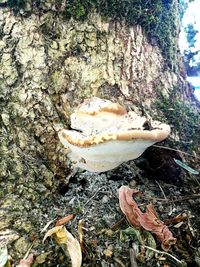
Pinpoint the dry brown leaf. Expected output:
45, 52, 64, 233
43, 226, 82, 267
164, 213, 188, 225
55, 214, 75, 226
65, 229, 82, 267
118, 186, 176, 251
78, 219, 84, 251
103, 248, 113, 257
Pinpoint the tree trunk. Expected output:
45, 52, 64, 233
0, 2, 199, 266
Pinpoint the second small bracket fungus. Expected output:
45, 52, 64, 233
58, 97, 170, 172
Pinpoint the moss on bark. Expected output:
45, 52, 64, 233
8, 0, 179, 69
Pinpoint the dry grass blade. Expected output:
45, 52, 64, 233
153, 145, 200, 159
142, 245, 186, 266
130, 247, 138, 267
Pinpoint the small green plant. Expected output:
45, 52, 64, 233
63, 0, 91, 20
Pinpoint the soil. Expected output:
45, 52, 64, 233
3, 146, 199, 267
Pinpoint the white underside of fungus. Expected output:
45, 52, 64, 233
58, 97, 170, 172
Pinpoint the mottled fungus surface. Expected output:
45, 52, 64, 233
58, 97, 170, 172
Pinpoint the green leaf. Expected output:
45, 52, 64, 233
120, 227, 143, 243
120, 228, 157, 260
174, 159, 199, 175
143, 231, 157, 260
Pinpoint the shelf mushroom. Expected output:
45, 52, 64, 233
58, 97, 170, 172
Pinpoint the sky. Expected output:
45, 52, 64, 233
179, 0, 200, 53
179, 0, 200, 100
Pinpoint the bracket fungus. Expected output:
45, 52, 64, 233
58, 97, 170, 172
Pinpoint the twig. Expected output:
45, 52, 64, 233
164, 213, 188, 225
78, 219, 84, 250
155, 181, 167, 199
142, 245, 184, 265
130, 247, 138, 267
23, 243, 34, 260
159, 194, 200, 204
41, 219, 55, 233
111, 217, 126, 230
145, 194, 200, 205
153, 144, 200, 159
113, 257, 126, 267
83, 186, 104, 210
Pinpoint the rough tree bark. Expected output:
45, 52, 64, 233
0, 1, 199, 266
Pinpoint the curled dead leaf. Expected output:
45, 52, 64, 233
118, 186, 142, 228
43, 226, 82, 267
65, 229, 82, 267
43, 226, 67, 244
118, 186, 176, 251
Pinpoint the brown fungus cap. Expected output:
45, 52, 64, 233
60, 125, 170, 148
74, 97, 127, 115
58, 97, 170, 172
